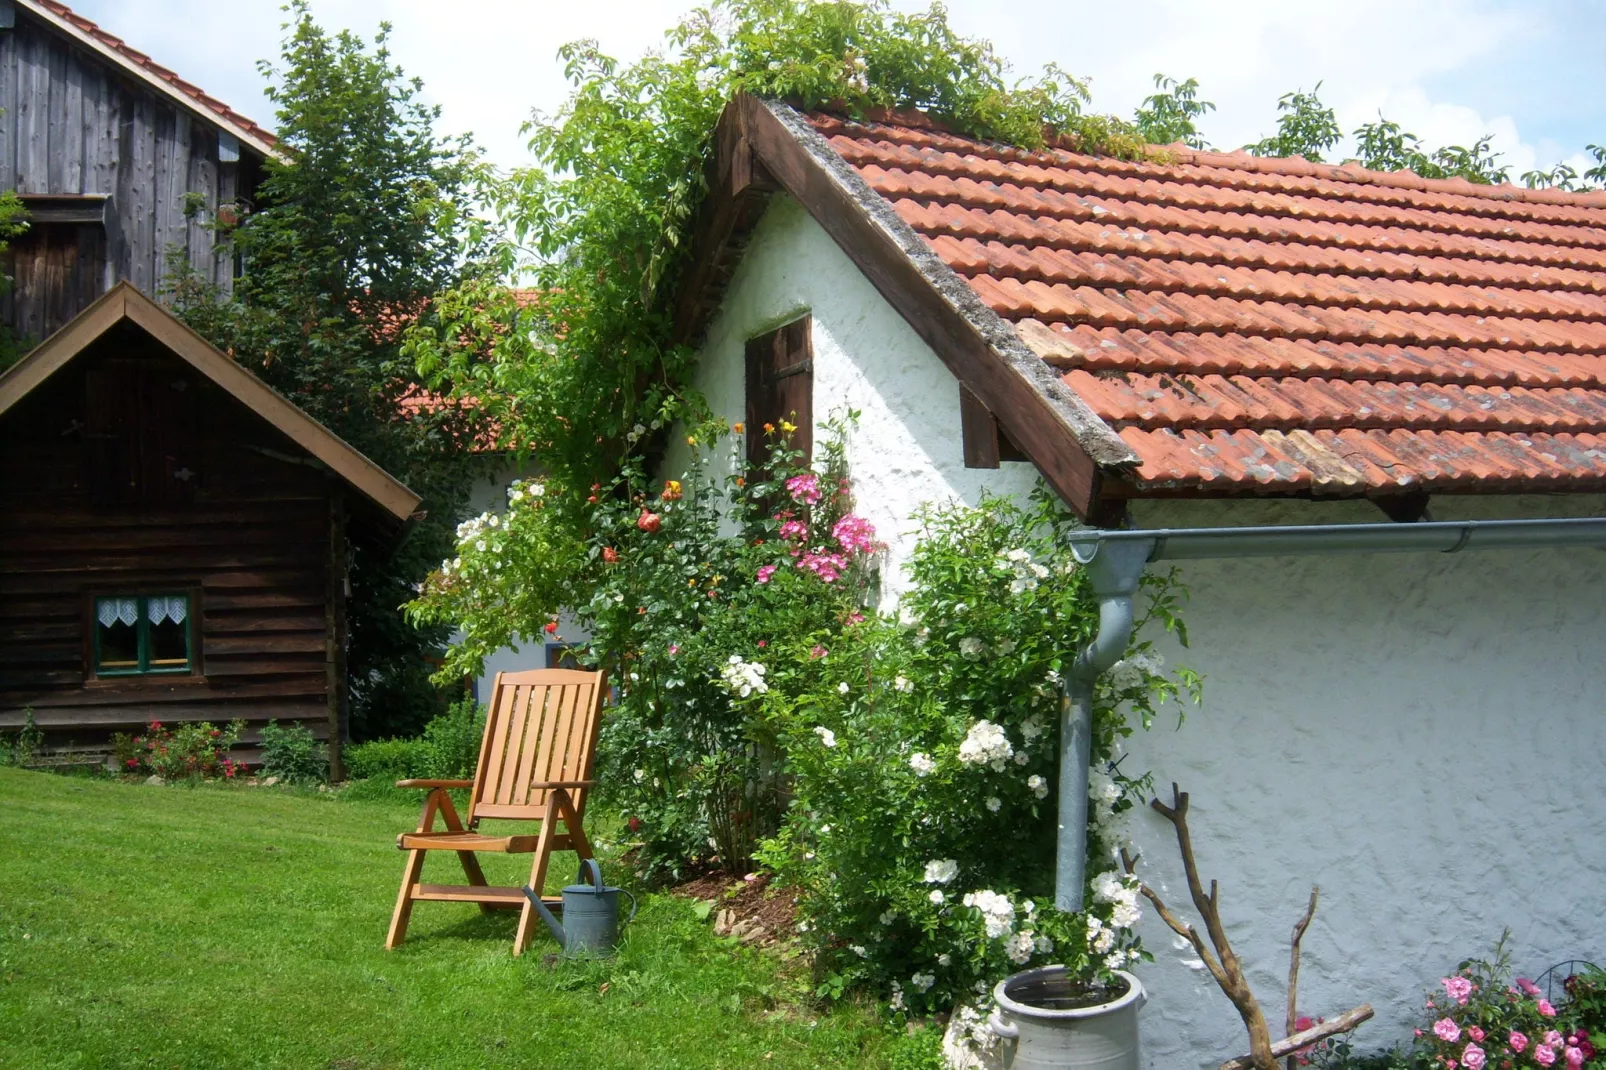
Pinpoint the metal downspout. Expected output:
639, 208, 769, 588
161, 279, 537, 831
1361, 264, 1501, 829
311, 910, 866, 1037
1056, 539, 1151, 911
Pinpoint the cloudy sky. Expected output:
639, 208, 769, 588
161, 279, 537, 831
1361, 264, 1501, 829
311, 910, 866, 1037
80, 0, 1606, 181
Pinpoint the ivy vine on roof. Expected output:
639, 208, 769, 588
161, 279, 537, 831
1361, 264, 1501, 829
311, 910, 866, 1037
405, 0, 1149, 504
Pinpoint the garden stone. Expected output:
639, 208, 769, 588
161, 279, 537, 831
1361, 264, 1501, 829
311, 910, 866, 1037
260, 776, 280, 787
144, 775, 165, 787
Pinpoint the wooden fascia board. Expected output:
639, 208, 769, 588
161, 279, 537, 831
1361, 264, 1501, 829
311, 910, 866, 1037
736, 95, 1138, 520
15, 0, 282, 163
670, 102, 779, 345
0, 282, 421, 523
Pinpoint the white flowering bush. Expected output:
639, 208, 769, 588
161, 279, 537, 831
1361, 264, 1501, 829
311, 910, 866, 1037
753, 490, 1199, 1014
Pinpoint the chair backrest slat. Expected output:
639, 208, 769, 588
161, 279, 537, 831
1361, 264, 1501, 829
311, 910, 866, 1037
469, 668, 607, 823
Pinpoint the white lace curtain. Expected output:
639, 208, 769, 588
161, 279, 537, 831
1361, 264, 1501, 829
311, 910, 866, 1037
96, 596, 186, 628
96, 597, 137, 628
146, 595, 187, 626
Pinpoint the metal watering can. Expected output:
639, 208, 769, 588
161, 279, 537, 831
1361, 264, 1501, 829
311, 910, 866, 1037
521, 859, 637, 958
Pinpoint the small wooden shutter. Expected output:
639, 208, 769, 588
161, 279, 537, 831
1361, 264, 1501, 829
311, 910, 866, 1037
744, 316, 813, 470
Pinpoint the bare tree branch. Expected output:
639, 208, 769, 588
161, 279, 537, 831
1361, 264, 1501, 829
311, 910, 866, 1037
1286, 888, 1320, 1070
1222, 1005, 1374, 1070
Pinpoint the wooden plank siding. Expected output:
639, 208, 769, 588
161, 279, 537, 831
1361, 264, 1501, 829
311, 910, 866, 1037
0, 12, 264, 340
0, 324, 335, 751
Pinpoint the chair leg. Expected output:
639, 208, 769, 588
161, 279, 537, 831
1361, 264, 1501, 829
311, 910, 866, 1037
514, 800, 560, 956
386, 847, 427, 950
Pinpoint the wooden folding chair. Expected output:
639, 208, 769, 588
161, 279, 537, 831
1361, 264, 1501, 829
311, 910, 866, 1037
385, 668, 608, 955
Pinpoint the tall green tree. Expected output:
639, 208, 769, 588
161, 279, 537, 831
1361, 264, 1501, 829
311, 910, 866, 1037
173, 1, 493, 739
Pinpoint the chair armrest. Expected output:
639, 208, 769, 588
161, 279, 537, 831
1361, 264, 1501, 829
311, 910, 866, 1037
395, 779, 475, 789
531, 780, 595, 789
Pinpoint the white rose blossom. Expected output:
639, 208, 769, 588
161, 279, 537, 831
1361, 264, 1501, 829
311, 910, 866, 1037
985, 796, 1001, 812
909, 972, 935, 993
1027, 774, 1048, 799
893, 675, 914, 693
923, 859, 959, 884
958, 636, 985, 659
813, 726, 836, 748
718, 655, 768, 697
1005, 930, 1035, 964
957, 720, 1013, 769
908, 752, 935, 776
962, 889, 1016, 938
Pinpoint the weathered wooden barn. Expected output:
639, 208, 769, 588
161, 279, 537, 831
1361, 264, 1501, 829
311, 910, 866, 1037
0, 0, 275, 342
0, 283, 419, 763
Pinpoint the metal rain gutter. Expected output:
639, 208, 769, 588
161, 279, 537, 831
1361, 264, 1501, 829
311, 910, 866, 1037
1054, 514, 1606, 911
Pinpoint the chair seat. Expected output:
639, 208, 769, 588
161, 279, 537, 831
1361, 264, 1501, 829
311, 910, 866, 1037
398, 830, 543, 853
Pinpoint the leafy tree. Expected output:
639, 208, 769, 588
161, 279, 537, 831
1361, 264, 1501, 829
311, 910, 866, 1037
1133, 74, 1214, 149
1352, 116, 1509, 184
172, 2, 493, 741
1245, 84, 1341, 161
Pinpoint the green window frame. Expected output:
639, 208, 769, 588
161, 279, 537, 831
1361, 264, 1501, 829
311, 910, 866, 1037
93, 594, 192, 676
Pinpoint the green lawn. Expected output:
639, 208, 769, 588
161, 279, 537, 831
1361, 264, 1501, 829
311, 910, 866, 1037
0, 769, 911, 1069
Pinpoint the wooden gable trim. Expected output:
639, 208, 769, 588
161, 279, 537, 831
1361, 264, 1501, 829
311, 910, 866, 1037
0, 282, 421, 522
14, 0, 283, 163
711, 94, 1139, 522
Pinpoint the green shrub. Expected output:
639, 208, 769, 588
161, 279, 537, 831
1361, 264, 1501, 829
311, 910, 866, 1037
344, 738, 430, 783
342, 700, 485, 785
0, 709, 42, 767
419, 697, 485, 779
259, 721, 328, 784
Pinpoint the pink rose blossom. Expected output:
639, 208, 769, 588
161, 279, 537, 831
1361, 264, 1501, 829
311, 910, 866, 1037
756, 564, 778, 584
1565, 1046, 1584, 1068
1444, 977, 1474, 1005
1467, 1026, 1484, 1043
809, 646, 827, 660
668, 644, 680, 655
1547, 1032, 1565, 1049
778, 519, 808, 541
1540, 1000, 1559, 1018
1461, 1043, 1486, 1070
1510, 1031, 1529, 1053
798, 550, 847, 583
832, 514, 879, 554
1434, 1018, 1462, 1043
1535, 1044, 1557, 1067
785, 473, 822, 505
1518, 978, 1543, 997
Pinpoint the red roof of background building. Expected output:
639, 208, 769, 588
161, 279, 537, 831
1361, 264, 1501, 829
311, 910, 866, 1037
811, 112, 1606, 496
32, 0, 277, 151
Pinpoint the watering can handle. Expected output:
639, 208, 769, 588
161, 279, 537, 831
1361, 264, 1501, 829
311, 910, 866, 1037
578, 857, 604, 891
620, 887, 637, 926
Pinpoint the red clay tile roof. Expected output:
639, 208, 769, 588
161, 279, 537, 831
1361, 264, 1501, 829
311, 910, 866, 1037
28, 0, 276, 152
808, 112, 1606, 497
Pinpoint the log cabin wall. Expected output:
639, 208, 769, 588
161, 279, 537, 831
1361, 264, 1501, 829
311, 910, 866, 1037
0, 321, 336, 756
0, 7, 265, 342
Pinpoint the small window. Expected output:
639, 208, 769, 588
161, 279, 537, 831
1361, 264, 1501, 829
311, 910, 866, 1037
745, 316, 813, 470
94, 594, 192, 676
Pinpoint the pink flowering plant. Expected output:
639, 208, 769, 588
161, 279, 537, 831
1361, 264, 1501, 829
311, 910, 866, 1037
1353, 935, 1598, 1070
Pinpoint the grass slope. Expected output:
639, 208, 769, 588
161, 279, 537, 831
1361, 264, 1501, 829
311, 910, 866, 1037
0, 769, 900, 1069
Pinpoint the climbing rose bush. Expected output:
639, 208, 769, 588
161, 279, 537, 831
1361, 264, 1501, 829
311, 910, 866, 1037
750, 488, 1198, 1014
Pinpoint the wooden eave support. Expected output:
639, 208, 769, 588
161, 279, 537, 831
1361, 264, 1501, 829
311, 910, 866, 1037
688, 94, 1140, 522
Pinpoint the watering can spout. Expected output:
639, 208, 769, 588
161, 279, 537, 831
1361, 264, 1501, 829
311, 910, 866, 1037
521, 887, 566, 945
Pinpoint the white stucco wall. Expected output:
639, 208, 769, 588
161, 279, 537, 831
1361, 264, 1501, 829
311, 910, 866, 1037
670, 195, 1040, 600
1122, 494, 1606, 1067
680, 194, 1606, 1062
